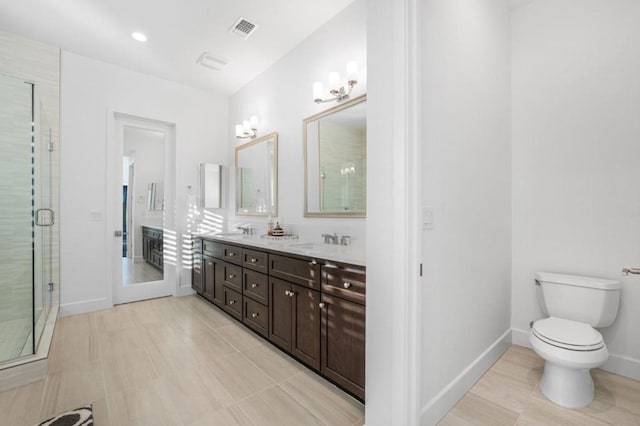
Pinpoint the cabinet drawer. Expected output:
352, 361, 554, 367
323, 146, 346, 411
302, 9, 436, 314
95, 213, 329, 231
222, 263, 242, 292
243, 248, 268, 273
192, 238, 203, 254
203, 239, 223, 258
243, 297, 268, 337
223, 287, 242, 320
243, 269, 268, 305
222, 244, 243, 265
322, 265, 366, 305
269, 254, 320, 289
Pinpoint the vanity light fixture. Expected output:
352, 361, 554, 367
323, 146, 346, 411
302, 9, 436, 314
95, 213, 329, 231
235, 115, 259, 140
313, 61, 359, 104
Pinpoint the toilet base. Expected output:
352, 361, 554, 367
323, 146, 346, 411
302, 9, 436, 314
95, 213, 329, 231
539, 361, 594, 408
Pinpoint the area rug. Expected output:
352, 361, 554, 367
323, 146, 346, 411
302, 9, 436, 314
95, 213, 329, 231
34, 405, 93, 426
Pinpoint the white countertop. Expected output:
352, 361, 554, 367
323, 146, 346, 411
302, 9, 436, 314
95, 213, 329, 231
195, 233, 366, 267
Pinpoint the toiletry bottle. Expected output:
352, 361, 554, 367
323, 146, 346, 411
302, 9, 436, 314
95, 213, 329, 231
273, 221, 284, 237
267, 215, 274, 236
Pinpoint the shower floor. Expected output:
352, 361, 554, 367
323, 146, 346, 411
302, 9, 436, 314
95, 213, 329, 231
0, 317, 32, 363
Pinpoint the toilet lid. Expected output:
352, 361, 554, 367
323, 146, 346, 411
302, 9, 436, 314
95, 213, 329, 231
532, 317, 604, 351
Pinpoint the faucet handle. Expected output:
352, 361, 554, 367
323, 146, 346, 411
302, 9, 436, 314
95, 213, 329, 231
340, 235, 351, 246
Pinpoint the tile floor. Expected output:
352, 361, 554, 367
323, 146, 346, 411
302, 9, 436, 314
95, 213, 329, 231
0, 295, 364, 425
2, 294, 639, 425
438, 345, 640, 425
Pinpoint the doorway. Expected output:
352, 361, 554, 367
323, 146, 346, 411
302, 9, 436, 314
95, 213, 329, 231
110, 113, 176, 305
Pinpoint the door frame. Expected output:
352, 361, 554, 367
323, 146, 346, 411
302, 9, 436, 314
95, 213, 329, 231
106, 111, 177, 305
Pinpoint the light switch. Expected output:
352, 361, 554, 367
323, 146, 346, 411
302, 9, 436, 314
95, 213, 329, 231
88, 210, 103, 221
422, 207, 433, 230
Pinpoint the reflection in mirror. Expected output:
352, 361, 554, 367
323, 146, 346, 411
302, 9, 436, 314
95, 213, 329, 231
235, 132, 278, 216
122, 126, 165, 285
304, 94, 366, 217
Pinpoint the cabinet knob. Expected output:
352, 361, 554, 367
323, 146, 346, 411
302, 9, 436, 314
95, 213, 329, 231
343, 282, 352, 289
207, 262, 213, 266
251, 283, 258, 288
310, 260, 317, 265
229, 300, 235, 305
228, 252, 236, 257
284, 290, 291, 296
250, 258, 257, 263
319, 302, 326, 309
251, 312, 259, 318
228, 274, 235, 279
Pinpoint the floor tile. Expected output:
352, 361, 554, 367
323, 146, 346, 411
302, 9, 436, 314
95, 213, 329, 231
241, 343, 304, 383
238, 385, 324, 426
438, 392, 518, 426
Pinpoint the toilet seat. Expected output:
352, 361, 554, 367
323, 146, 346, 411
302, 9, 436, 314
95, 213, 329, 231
532, 317, 604, 351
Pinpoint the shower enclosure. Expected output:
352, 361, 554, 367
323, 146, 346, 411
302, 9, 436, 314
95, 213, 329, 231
0, 73, 57, 365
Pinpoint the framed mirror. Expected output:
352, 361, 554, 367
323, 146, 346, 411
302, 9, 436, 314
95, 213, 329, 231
304, 94, 366, 217
235, 132, 278, 216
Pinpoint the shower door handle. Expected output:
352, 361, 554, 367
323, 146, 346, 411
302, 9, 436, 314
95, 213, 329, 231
35, 208, 55, 226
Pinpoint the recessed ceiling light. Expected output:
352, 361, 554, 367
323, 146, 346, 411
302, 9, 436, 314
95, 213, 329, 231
131, 32, 147, 42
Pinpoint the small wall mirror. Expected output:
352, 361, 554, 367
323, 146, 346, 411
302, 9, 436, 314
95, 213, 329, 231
235, 132, 278, 216
304, 94, 366, 217
200, 163, 222, 209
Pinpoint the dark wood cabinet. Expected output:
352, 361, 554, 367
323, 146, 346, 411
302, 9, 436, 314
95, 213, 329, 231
193, 237, 365, 401
192, 243, 203, 293
269, 277, 321, 370
321, 293, 366, 399
203, 256, 225, 308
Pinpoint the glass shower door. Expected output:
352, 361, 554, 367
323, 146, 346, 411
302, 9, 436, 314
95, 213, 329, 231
33, 100, 53, 350
0, 74, 34, 363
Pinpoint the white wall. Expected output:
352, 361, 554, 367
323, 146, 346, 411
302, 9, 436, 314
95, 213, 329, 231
59, 51, 228, 315
227, 0, 366, 244
419, 0, 512, 423
511, 0, 640, 380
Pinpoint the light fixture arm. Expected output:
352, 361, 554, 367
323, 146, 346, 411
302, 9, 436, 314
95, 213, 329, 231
314, 80, 357, 104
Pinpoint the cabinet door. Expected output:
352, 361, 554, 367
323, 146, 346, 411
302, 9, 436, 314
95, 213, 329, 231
269, 277, 292, 351
291, 284, 321, 370
202, 256, 224, 307
321, 294, 366, 400
192, 252, 203, 293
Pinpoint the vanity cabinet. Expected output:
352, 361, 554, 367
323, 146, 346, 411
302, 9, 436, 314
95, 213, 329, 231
192, 236, 366, 401
269, 277, 321, 370
320, 263, 366, 398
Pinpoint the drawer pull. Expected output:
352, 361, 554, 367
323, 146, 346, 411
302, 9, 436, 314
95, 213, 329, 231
343, 282, 352, 289
289, 291, 296, 298
228, 274, 236, 279
229, 300, 236, 305
228, 252, 236, 257
319, 302, 326, 309
251, 312, 259, 318
250, 258, 258, 263
207, 262, 213, 266
310, 260, 317, 265
284, 290, 291, 296
251, 283, 259, 288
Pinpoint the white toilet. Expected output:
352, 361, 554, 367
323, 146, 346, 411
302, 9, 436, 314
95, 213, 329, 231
529, 271, 621, 408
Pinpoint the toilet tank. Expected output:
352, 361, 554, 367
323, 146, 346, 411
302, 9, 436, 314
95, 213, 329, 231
535, 272, 622, 327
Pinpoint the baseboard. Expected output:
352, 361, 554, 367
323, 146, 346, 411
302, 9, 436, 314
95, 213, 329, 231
511, 327, 531, 348
511, 327, 640, 381
59, 297, 112, 316
419, 329, 512, 425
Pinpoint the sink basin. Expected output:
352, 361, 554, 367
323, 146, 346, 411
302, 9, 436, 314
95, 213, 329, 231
205, 232, 250, 240
289, 242, 340, 252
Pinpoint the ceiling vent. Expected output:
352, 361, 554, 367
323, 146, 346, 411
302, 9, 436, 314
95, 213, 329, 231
196, 52, 229, 71
229, 17, 259, 40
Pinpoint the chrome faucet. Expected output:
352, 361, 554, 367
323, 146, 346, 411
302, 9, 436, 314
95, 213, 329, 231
237, 226, 254, 235
340, 235, 351, 246
321, 233, 339, 245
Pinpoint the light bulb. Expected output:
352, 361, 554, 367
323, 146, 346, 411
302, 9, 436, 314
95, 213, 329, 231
346, 61, 358, 82
313, 81, 324, 100
329, 72, 340, 92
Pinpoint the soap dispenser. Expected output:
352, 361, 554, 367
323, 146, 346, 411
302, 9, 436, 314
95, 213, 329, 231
272, 221, 284, 237
267, 215, 274, 236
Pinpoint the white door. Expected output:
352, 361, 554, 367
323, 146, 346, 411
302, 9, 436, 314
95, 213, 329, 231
109, 113, 176, 305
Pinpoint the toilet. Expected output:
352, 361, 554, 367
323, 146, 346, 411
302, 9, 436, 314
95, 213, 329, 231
529, 272, 621, 408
